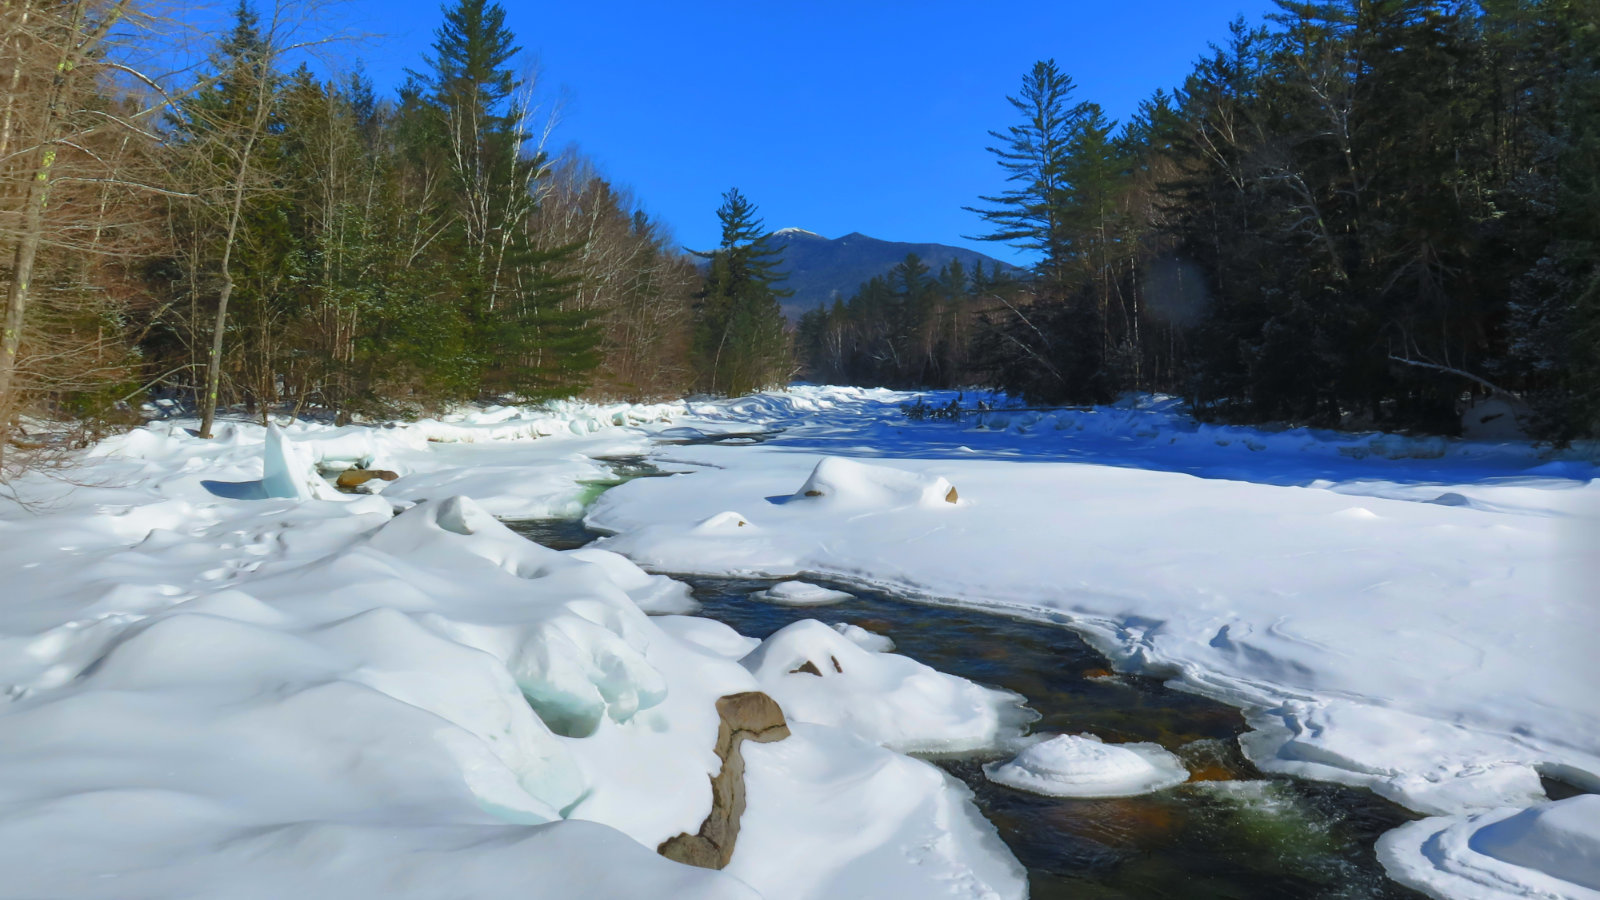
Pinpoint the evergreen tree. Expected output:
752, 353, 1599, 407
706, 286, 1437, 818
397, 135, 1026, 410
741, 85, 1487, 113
413, 0, 597, 399
692, 189, 790, 395
966, 59, 1080, 295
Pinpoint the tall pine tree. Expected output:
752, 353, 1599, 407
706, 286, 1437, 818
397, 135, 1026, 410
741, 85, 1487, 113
692, 189, 790, 396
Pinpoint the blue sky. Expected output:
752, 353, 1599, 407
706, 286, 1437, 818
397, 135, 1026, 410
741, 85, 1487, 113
324, 0, 1281, 262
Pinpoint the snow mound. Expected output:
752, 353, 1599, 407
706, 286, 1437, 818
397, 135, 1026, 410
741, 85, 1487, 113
651, 616, 761, 659
733, 723, 1027, 900
1378, 795, 1600, 900
832, 622, 894, 652
984, 733, 1189, 798
365, 498, 669, 738
740, 619, 1024, 753
750, 580, 853, 606
792, 456, 959, 509
693, 510, 756, 533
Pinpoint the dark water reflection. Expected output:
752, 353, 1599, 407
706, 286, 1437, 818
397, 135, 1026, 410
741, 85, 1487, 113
505, 514, 1421, 899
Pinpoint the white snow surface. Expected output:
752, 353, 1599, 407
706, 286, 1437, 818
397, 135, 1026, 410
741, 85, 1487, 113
587, 385, 1595, 897
984, 733, 1189, 798
740, 619, 1027, 753
832, 621, 895, 653
0, 399, 1027, 900
6, 385, 1597, 899
1378, 795, 1600, 900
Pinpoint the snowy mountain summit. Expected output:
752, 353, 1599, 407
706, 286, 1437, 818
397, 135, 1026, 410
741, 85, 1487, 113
772, 227, 821, 238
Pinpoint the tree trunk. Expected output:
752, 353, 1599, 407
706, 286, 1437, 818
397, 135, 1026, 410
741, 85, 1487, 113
198, 143, 255, 439
0, 160, 51, 465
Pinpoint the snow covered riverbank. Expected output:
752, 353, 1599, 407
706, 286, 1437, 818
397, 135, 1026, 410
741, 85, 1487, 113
585, 386, 1599, 899
2, 385, 1595, 899
0, 401, 1025, 899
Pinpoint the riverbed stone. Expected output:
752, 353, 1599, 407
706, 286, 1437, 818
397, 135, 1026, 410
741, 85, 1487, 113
658, 691, 790, 870
335, 468, 399, 489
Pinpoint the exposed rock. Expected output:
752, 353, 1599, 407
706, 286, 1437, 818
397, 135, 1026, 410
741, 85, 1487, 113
335, 468, 399, 489
945, 485, 959, 503
786, 655, 842, 677
658, 691, 790, 870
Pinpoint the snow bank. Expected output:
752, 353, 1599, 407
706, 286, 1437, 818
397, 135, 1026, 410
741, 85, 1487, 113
1378, 795, 1600, 900
406, 399, 684, 443
1, 403, 1030, 900
591, 388, 1600, 820
733, 723, 1027, 900
577, 383, 1598, 895
832, 621, 894, 653
740, 619, 1026, 754
568, 546, 700, 614
751, 580, 853, 606
984, 733, 1189, 798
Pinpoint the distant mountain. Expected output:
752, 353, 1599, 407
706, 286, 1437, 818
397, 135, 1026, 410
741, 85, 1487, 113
764, 228, 1023, 320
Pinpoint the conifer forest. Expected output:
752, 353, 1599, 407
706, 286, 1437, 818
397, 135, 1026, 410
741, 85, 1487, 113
2, 0, 1598, 481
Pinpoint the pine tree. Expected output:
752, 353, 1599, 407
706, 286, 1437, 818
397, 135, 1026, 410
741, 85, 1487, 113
966, 59, 1080, 296
412, 0, 596, 400
692, 189, 790, 396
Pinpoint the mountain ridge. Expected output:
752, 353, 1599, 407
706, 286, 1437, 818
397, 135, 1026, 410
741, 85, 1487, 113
762, 230, 1022, 320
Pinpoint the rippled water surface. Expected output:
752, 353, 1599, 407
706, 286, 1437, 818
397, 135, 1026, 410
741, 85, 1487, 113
507, 499, 1422, 899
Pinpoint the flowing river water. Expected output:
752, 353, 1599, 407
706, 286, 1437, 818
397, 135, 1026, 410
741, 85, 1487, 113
505, 462, 1425, 899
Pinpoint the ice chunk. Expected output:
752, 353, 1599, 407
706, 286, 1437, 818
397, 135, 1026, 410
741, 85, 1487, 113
262, 424, 340, 501
984, 733, 1189, 798
750, 580, 853, 606
792, 456, 959, 509
740, 620, 1024, 753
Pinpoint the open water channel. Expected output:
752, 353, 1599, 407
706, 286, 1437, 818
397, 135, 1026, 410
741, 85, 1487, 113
505, 459, 1424, 900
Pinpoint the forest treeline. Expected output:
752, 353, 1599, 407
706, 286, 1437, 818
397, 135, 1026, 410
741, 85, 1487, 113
0, 0, 790, 475
5, 0, 1597, 482
797, 0, 1599, 441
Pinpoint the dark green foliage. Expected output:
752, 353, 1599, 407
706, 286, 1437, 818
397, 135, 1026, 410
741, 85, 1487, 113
140, 0, 617, 417
691, 189, 791, 396
794, 253, 1006, 389
966, 59, 1080, 293
959, 1, 1600, 438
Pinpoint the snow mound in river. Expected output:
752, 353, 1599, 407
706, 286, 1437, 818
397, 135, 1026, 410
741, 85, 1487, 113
751, 580, 853, 606
740, 619, 1025, 753
792, 456, 959, 509
984, 733, 1189, 798
1378, 795, 1600, 900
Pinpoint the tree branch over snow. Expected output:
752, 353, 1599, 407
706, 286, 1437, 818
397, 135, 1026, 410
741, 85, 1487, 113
1387, 354, 1520, 400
